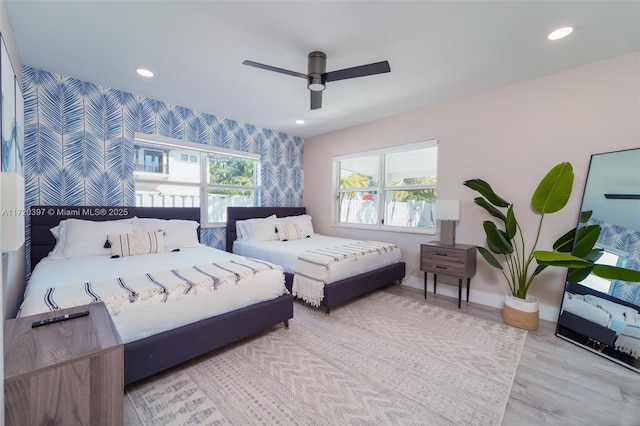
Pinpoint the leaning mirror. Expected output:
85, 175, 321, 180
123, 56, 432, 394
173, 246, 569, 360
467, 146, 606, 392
556, 147, 640, 373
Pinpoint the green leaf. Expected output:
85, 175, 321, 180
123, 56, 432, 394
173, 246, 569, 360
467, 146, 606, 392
464, 179, 510, 207
533, 250, 593, 268
477, 246, 503, 269
579, 210, 593, 223
483, 221, 513, 254
473, 197, 507, 223
593, 264, 640, 282
553, 228, 578, 253
572, 225, 601, 258
531, 162, 574, 214
505, 206, 517, 240
567, 266, 593, 283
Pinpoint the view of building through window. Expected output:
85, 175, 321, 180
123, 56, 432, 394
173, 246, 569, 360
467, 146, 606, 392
133, 137, 258, 224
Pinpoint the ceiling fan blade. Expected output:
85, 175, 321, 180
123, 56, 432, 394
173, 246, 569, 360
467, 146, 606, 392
242, 60, 308, 79
324, 60, 390, 82
310, 91, 322, 110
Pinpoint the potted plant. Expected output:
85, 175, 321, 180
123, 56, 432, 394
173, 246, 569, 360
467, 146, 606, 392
464, 162, 640, 330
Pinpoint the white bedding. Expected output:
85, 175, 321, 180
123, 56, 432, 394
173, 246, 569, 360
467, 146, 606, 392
233, 234, 402, 282
20, 245, 286, 343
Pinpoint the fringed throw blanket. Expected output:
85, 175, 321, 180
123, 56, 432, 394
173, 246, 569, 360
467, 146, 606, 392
22, 258, 282, 316
292, 241, 398, 307
615, 325, 640, 359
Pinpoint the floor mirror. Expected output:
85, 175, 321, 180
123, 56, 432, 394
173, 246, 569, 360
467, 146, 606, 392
556, 147, 640, 373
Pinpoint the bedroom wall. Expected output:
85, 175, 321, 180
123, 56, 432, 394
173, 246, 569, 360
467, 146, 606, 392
303, 52, 640, 321
22, 66, 304, 270
0, 0, 22, 415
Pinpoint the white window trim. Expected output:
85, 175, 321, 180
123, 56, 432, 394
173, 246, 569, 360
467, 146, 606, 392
133, 133, 260, 227
332, 139, 438, 234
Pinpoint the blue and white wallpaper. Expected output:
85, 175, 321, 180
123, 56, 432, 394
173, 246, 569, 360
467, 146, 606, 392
23, 66, 304, 270
589, 218, 640, 306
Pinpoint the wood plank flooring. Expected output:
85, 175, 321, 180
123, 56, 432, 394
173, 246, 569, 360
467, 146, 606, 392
123, 284, 640, 425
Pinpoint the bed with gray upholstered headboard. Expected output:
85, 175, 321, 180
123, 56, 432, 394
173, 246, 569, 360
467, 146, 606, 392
226, 206, 406, 315
26, 206, 293, 385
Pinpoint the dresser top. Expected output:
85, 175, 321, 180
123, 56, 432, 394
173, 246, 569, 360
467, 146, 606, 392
421, 241, 476, 250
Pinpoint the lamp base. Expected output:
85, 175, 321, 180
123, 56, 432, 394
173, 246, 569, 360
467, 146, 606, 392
440, 221, 456, 246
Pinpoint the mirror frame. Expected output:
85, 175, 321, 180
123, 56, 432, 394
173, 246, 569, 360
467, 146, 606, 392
556, 148, 640, 373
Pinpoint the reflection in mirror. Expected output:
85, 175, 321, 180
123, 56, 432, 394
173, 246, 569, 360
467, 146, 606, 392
557, 148, 640, 373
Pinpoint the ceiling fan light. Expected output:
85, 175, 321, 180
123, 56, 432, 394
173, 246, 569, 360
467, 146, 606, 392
308, 76, 325, 92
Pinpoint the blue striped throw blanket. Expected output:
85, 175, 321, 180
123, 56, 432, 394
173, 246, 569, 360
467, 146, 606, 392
292, 241, 398, 307
22, 258, 281, 316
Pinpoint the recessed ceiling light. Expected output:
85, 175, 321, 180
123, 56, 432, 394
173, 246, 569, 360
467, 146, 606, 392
548, 26, 573, 41
295, 119, 305, 125
136, 68, 154, 77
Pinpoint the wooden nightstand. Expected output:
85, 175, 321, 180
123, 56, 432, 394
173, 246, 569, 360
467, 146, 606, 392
4, 302, 124, 425
420, 242, 477, 308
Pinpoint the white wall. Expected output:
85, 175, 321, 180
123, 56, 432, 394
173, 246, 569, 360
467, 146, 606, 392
303, 52, 640, 321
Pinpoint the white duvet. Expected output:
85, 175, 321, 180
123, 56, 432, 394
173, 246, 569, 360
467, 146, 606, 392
233, 234, 402, 283
20, 245, 286, 343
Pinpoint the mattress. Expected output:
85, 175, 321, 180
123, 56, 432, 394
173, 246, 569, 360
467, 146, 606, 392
233, 234, 402, 282
20, 245, 286, 343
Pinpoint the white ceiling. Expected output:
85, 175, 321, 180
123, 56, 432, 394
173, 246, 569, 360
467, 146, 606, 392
6, 1, 640, 139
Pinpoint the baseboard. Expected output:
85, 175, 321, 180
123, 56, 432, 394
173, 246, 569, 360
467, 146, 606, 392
401, 275, 559, 322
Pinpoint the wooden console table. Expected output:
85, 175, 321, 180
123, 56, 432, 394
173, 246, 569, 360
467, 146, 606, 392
4, 302, 124, 425
420, 242, 477, 308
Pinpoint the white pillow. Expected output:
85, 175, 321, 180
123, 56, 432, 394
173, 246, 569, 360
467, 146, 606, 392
277, 214, 314, 238
135, 218, 200, 250
61, 218, 139, 259
244, 215, 278, 242
48, 222, 66, 259
276, 223, 306, 241
583, 294, 639, 321
563, 295, 611, 328
235, 220, 251, 242
108, 231, 165, 258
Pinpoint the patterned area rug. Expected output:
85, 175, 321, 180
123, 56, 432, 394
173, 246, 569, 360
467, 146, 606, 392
126, 292, 527, 425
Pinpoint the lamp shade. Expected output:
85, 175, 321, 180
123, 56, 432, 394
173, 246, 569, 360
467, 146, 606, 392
1, 172, 26, 251
435, 200, 460, 221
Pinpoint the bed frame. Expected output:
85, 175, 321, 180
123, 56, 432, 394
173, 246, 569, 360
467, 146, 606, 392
558, 282, 640, 348
30, 206, 293, 385
226, 207, 406, 315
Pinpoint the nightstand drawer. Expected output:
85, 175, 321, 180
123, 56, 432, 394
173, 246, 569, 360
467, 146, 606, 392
421, 246, 466, 263
422, 262, 466, 276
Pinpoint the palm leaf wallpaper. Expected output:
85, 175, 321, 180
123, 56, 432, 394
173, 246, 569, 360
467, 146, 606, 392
23, 66, 304, 272
588, 218, 640, 305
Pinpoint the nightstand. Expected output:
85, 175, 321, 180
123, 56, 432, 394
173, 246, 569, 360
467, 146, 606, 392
420, 242, 477, 308
4, 302, 124, 425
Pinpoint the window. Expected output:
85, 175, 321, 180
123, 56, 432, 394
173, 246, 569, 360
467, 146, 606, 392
136, 148, 168, 173
335, 140, 438, 232
580, 247, 628, 294
134, 133, 259, 226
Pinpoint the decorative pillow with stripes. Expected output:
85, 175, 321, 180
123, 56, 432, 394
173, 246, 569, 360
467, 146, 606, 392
107, 231, 166, 258
276, 223, 306, 241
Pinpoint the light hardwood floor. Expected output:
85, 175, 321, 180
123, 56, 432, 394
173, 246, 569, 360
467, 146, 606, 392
123, 284, 640, 425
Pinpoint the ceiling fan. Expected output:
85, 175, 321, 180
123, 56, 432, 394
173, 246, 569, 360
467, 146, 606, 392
242, 51, 390, 110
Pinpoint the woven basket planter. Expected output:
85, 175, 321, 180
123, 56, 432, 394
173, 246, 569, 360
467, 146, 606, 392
503, 293, 539, 331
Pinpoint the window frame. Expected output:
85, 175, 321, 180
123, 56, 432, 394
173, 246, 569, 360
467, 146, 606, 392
133, 132, 260, 227
333, 139, 438, 234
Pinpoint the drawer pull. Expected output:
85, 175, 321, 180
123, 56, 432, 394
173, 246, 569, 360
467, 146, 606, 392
436, 265, 448, 269
435, 252, 449, 256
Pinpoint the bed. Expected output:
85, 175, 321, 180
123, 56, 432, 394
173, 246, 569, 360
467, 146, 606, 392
558, 283, 640, 360
226, 207, 406, 315
25, 206, 293, 385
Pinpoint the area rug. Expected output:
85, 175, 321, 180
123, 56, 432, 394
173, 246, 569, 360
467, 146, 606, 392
126, 292, 527, 425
